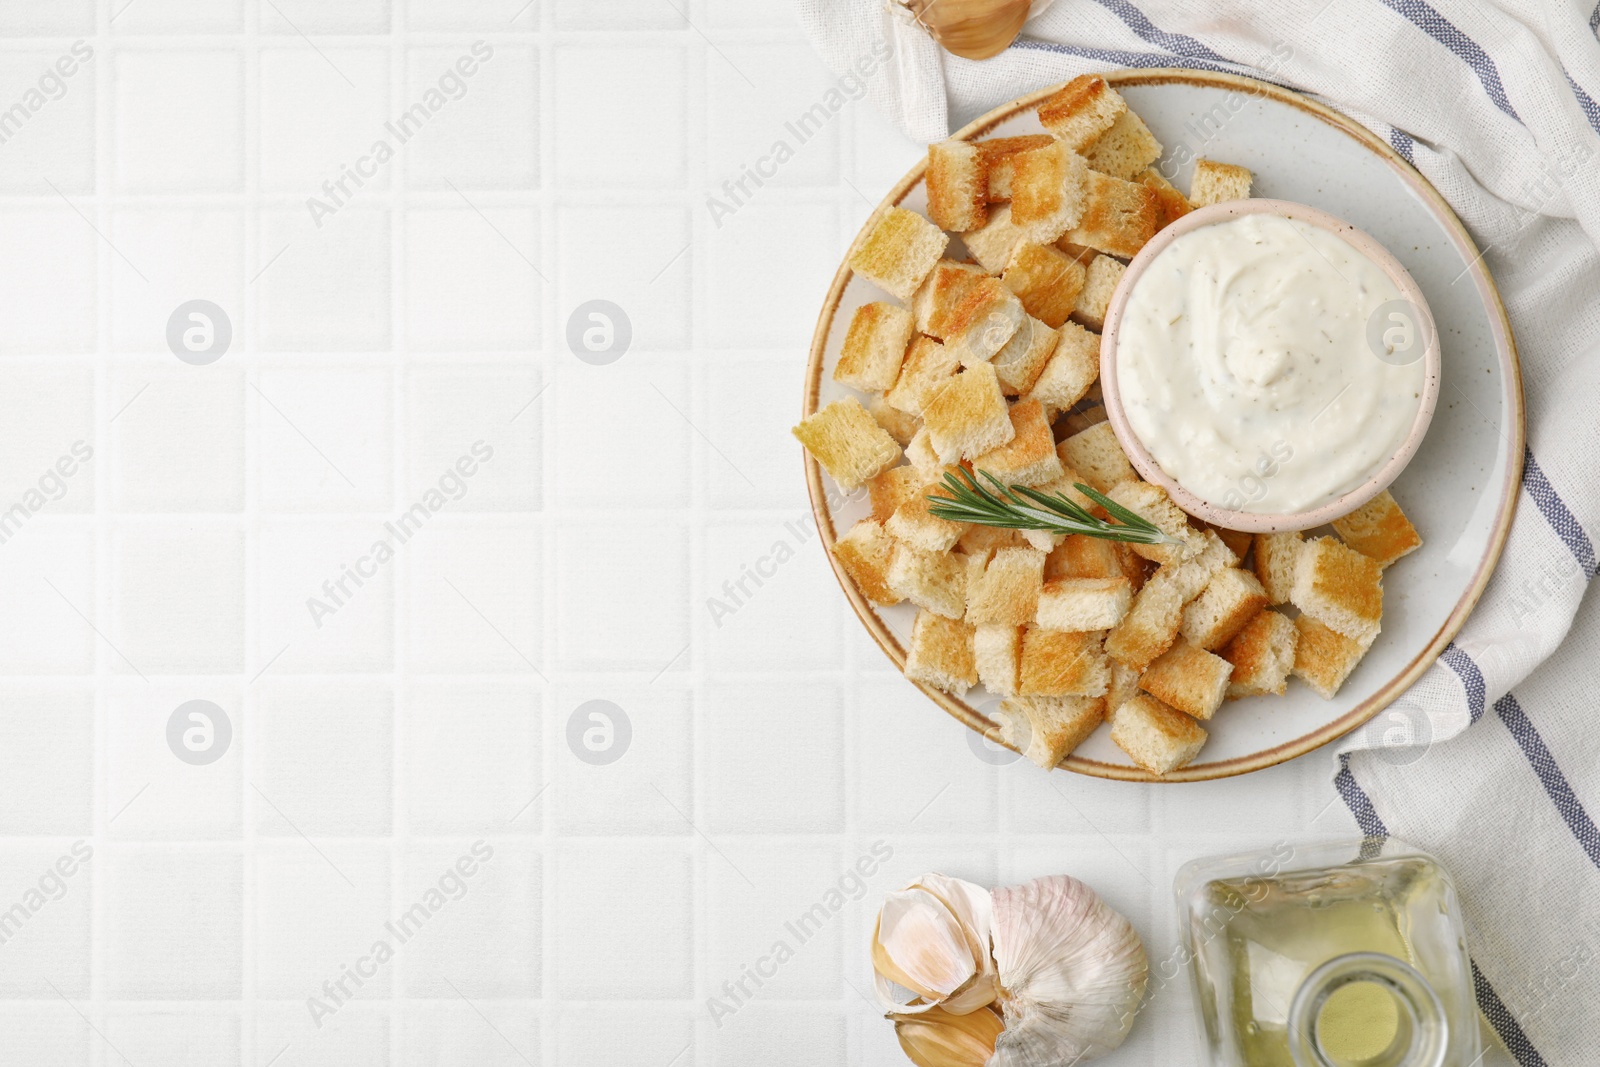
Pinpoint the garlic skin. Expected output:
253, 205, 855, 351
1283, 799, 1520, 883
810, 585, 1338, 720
900, 0, 1039, 60
872, 873, 999, 1015
989, 875, 1148, 1064
894, 1005, 1006, 1067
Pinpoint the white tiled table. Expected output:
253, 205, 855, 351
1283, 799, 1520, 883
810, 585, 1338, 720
0, 1, 1395, 1064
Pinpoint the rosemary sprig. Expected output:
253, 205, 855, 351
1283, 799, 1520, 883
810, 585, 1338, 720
925, 467, 1184, 546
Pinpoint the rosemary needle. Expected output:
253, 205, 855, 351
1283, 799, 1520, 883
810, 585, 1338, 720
925, 467, 1185, 547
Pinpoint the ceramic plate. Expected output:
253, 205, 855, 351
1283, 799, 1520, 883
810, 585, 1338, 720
803, 70, 1523, 782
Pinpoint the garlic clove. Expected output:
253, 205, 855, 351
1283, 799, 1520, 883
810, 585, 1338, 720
872, 874, 999, 1015
989, 875, 1148, 1064
901, 0, 1035, 61
894, 1005, 1005, 1067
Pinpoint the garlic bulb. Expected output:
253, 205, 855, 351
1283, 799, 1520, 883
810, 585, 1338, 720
872, 873, 998, 1015
899, 0, 1038, 60
894, 1005, 1005, 1067
989, 875, 1149, 1064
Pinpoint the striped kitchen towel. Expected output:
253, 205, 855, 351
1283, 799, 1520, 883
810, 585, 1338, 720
794, 0, 1600, 1062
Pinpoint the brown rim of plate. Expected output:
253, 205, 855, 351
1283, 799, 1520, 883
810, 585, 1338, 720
802, 69, 1525, 783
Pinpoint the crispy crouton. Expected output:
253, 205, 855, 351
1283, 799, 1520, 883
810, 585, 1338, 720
1060, 422, 1137, 494
967, 546, 1046, 626
1026, 320, 1099, 417
1021, 529, 1064, 554
1104, 578, 1183, 670
1070, 254, 1126, 331
912, 260, 988, 340
1110, 692, 1207, 775
922, 362, 1015, 463
1001, 242, 1088, 328
1084, 109, 1162, 180
990, 316, 1060, 395
1037, 74, 1126, 151
905, 610, 978, 696
1056, 239, 1099, 265
883, 336, 960, 416
958, 525, 1028, 555
996, 695, 1105, 768
1038, 577, 1133, 631
1180, 567, 1269, 650
962, 203, 1028, 273
835, 302, 915, 392
888, 544, 968, 620
1253, 530, 1304, 604
1140, 639, 1232, 721
974, 623, 1023, 697
1202, 522, 1254, 562
868, 464, 922, 522
927, 139, 989, 232
1292, 614, 1374, 699
832, 519, 901, 606
1292, 536, 1384, 644
1107, 659, 1141, 713
1009, 141, 1091, 244
978, 134, 1055, 200
1045, 533, 1143, 586
1018, 627, 1110, 696
1189, 158, 1253, 207
1153, 529, 1238, 602
1063, 170, 1159, 259
944, 276, 1026, 367
1331, 490, 1423, 568
869, 395, 921, 447
1106, 480, 1202, 565
792, 397, 902, 491
1137, 167, 1192, 229
849, 206, 949, 300
972, 399, 1064, 487
1221, 609, 1297, 698
905, 426, 942, 475
887, 468, 970, 553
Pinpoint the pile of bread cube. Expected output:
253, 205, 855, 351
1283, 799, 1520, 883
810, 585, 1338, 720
794, 76, 1423, 776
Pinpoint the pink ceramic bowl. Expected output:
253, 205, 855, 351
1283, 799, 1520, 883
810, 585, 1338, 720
1098, 198, 1442, 534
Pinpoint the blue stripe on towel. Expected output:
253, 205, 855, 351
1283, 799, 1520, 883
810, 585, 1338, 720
1566, 71, 1600, 135
1389, 126, 1416, 163
1085, 0, 1229, 61
1441, 642, 1488, 723
1008, 37, 1240, 77
1524, 447, 1599, 577
1495, 693, 1600, 869
1335, 754, 1390, 835
1377, 0, 1521, 121
1591, 2, 1600, 36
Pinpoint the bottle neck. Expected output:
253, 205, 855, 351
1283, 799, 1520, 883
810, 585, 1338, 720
1286, 952, 1449, 1067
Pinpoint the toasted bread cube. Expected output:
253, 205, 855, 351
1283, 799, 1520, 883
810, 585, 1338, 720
1110, 693, 1207, 775
1107, 659, 1141, 713
1020, 529, 1065, 554
1037, 74, 1125, 151
1019, 627, 1110, 696
835, 302, 915, 392
927, 140, 989, 232
1038, 577, 1133, 631
996, 695, 1105, 768
1009, 141, 1090, 244
974, 623, 1023, 696
887, 468, 970, 553
868, 464, 923, 522
1056, 239, 1099, 265
922, 362, 1014, 463
990, 316, 1060, 395
1105, 578, 1183, 670
1140, 639, 1232, 721
1001, 242, 1088, 329
1060, 421, 1137, 493
1202, 522, 1254, 561
1026, 321, 1099, 417
1031, 468, 1098, 513
1084, 108, 1162, 180
1180, 567, 1270, 650
1292, 536, 1384, 644
1064, 170, 1159, 259
963, 203, 1028, 273
1189, 158, 1253, 207
905, 426, 942, 475
1154, 529, 1239, 602
912, 260, 988, 340
1222, 609, 1297, 698
888, 544, 967, 619
905, 610, 978, 696
978, 134, 1055, 200
869, 396, 921, 447
1045, 532, 1142, 585
849, 206, 949, 300
958, 525, 1028, 555
1138, 167, 1192, 229
1331, 490, 1423, 568
1070, 255, 1126, 332
945, 277, 1026, 367
833, 519, 901, 606
1253, 530, 1304, 604
1293, 614, 1373, 699
972, 399, 1064, 488
883, 336, 960, 416
967, 546, 1046, 626
1106, 480, 1203, 565
792, 397, 902, 491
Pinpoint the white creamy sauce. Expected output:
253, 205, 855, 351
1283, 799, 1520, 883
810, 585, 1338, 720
1116, 214, 1425, 514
